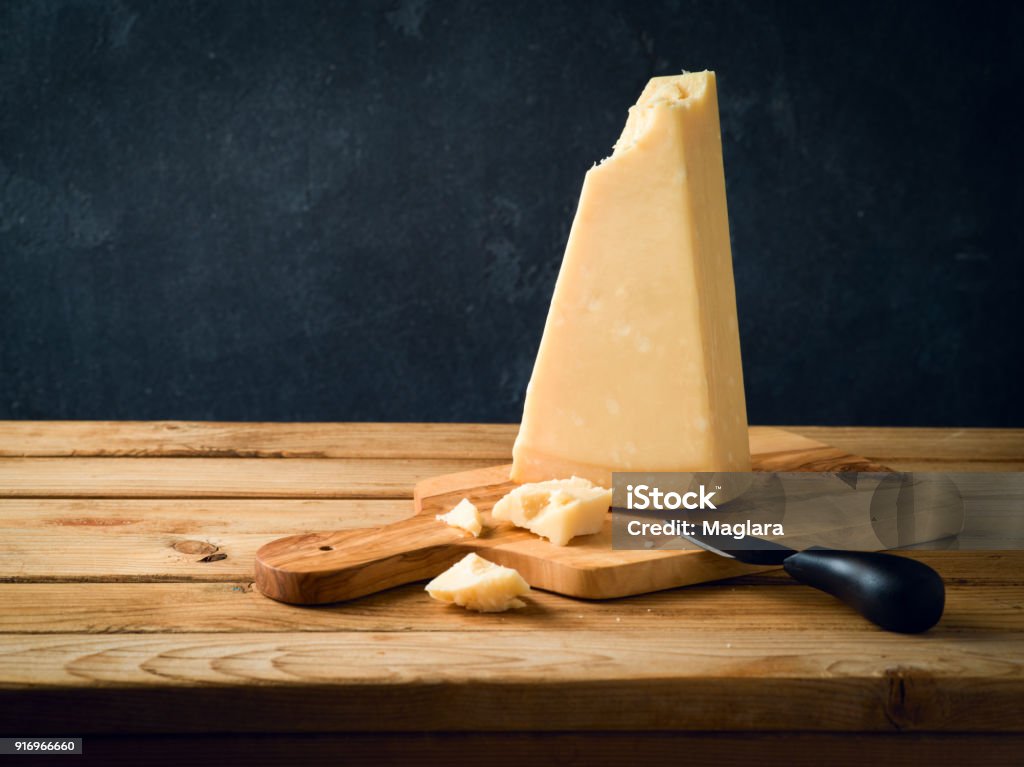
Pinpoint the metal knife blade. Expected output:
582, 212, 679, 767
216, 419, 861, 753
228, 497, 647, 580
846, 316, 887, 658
680, 528, 796, 565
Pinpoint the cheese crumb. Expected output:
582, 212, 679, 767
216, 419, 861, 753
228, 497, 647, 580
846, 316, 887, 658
425, 553, 530, 612
492, 476, 611, 546
435, 498, 483, 537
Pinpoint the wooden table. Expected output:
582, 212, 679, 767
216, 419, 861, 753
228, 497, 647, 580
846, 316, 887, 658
1, 422, 1022, 765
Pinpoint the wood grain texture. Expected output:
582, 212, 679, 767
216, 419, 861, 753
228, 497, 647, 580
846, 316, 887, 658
1, 530, 273, 581
0, 509, 1015, 586
0, 421, 519, 459
0, 498, 411, 534
2, 631, 1023, 733
4, 422, 1019, 464
786, 426, 1024, 464
0, 456, 495, 498
0, 422, 1021, 743
0, 500, 399, 582
1, 578, 1021, 634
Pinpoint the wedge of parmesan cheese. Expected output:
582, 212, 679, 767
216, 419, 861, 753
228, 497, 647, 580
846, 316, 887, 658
492, 477, 611, 546
511, 71, 750, 486
435, 498, 484, 537
425, 553, 530, 612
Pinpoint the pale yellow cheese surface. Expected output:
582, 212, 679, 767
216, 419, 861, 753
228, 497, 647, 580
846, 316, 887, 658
511, 71, 750, 487
425, 553, 530, 612
435, 497, 484, 537
491, 476, 612, 546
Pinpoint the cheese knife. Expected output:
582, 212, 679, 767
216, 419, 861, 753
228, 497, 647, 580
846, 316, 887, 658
681, 530, 945, 633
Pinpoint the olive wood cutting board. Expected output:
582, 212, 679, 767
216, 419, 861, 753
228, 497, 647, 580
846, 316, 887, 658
255, 427, 897, 604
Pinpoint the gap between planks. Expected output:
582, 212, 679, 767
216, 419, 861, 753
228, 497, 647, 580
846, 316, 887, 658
0, 422, 519, 459
3, 526, 1023, 581
0, 581, 1021, 634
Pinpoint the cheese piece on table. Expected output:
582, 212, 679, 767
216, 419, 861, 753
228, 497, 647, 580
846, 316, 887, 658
425, 553, 530, 612
435, 498, 484, 537
511, 71, 750, 487
492, 476, 612, 546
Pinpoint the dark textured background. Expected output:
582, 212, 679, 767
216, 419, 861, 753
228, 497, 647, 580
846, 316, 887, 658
1, 0, 1022, 425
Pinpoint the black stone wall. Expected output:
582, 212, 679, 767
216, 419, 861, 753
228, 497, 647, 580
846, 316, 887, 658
2, 0, 1021, 425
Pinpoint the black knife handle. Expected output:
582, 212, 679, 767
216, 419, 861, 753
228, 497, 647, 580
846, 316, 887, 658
782, 549, 945, 633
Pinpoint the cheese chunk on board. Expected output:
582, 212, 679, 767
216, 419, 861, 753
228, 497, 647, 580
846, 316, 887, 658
425, 553, 531, 612
512, 71, 750, 486
492, 476, 612, 546
435, 497, 484, 537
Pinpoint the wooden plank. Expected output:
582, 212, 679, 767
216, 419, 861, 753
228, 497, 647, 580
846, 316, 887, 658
0, 457, 496, 499
1, 631, 1022, 733
0, 530, 281, 581
0, 498, 411, 534
44, 732, 1024, 767
0, 421, 519, 459
1, 421, 1019, 464
0, 581, 1020, 634
787, 427, 1024, 464
2, 515, 1021, 583
865, 460, 1024, 473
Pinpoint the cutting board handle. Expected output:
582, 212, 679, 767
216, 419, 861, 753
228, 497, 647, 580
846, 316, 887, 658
254, 515, 470, 605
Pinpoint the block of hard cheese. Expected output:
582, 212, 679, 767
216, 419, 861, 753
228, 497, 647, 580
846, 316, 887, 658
425, 553, 531, 612
492, 477, 612, 546
512, 71, 750, 486
436, 498, 484, 537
